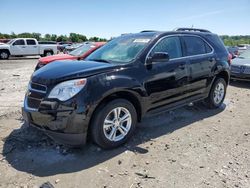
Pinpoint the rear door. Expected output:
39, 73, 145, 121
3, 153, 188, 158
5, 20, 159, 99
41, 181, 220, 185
144, 36, 190, 109
11, 39, 26, 55
26, 39, 39, 55
181, 35, 215, 97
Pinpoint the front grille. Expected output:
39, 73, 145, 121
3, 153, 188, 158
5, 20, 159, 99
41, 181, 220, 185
27, 97, 42, 109
30, 82, 47, 93
243, 66, 250, 74
231, 65, 242, 73
27, 82, 47, 109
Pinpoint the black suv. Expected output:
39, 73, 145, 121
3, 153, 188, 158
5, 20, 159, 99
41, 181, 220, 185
22, 28, 230, 149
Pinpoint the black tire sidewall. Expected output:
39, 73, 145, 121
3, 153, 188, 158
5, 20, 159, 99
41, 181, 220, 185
0, 51, 9, 59
44, 51, 53, 56
208, 78, 227, 108
91, 99, 137, 149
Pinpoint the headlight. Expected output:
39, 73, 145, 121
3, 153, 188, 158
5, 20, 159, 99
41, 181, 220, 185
48, 79, 87, 101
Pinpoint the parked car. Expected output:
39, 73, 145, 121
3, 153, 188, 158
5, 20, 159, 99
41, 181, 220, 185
237, 44, 250, 51
0, 39, 11, 43
231, 49, 250, 81
22, 28, 230, 149
57, 42, 72, 52
63, 43, 84, 54
38, 41, 57, 45
35, 42, 106, 70
226, 46, 239, 58
0, 38, 57, 59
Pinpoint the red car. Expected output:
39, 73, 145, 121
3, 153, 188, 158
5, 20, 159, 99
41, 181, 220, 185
35, 42, 105, 70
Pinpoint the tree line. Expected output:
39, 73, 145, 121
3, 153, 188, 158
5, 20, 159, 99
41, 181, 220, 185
0, 32, 249, 46
0, 32, 107, 42
220, 35, 250, 46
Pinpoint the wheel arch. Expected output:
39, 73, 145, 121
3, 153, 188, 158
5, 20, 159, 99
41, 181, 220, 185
216, 70, 230, 85
87, 89, 143, 142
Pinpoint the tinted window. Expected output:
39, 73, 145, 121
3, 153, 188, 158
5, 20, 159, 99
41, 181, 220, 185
13, 39, 25, 45
26, 40, 36, 45
205, 42, 212, 53
151, 36, 182, 59
183, 36, 211, 56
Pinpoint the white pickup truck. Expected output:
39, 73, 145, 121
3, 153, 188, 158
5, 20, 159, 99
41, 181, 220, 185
0, 38, 58, 59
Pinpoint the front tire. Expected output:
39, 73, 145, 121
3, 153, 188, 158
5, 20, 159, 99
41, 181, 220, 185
0, 50, 10, 60
204, 78, 227, 109
91, 99, 137, 149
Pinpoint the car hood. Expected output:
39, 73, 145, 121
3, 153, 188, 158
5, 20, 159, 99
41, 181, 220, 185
231, 57, 250, 66
32, 60, 116, 85
0, 43, 9, 48
39, 54, 76, 64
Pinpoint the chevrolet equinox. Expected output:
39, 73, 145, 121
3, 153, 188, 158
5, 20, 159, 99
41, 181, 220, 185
22, 28, 230, 149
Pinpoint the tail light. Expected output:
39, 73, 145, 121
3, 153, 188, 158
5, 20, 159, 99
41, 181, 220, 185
227, 53, 232, 65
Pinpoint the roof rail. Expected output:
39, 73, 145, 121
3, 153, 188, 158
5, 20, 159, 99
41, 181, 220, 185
174, 28, 211, 33
140, 30, 157, 33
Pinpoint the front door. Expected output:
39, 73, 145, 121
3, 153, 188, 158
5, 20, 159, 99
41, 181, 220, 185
11, 39, 26, 55
144, 36, 189, 109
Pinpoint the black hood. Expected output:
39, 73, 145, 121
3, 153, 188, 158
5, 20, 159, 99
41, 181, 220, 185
32, 60, 116, 85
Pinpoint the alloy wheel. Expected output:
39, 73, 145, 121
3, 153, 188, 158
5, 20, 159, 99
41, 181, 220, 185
103, 107, 132, 142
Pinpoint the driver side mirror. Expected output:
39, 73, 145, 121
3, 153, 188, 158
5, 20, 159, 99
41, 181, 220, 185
147, 52, 170, 65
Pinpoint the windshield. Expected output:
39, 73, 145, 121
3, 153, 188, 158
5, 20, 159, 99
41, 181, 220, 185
86, 35, 153, 64
239, 50, 250, 59
69, 44, 95, 56
7, 39, 14, 44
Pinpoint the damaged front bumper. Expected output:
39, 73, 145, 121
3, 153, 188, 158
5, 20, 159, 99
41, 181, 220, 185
22, 97, 89, 146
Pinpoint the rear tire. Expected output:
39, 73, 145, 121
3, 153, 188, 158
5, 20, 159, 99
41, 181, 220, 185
204, 78, 227, 109
44, 51, 53, 57
90, 99, 137, 149
0, 50, 10, 60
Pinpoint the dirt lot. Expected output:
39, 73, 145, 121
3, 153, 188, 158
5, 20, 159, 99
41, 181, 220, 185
0, 58, 249, 188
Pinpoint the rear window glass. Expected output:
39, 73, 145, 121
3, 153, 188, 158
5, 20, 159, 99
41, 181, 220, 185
27, 40, 36, 45
183, 36, 212, 56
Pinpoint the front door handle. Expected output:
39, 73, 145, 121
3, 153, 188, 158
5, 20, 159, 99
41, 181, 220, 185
21, 46, 26, 48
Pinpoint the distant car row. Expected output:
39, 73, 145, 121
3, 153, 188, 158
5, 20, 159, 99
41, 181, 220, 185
35, 42, 105, 70
231, 49, 250, 81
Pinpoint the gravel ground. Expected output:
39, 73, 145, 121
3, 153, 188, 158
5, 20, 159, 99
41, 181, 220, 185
0, 58, 249, 188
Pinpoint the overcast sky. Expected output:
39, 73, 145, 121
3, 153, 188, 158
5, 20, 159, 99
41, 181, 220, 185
0, 0, 249, 38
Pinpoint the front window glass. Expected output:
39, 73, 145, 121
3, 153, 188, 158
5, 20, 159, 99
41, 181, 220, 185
13, 39, 25, 45
151, 36, 182, 59
87, 34, 153, 64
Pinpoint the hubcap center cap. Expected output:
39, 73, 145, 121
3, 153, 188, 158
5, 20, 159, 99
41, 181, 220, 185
114, 120, 120, 127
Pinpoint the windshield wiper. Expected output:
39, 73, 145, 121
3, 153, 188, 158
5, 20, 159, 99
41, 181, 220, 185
88, 59, 112, 63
